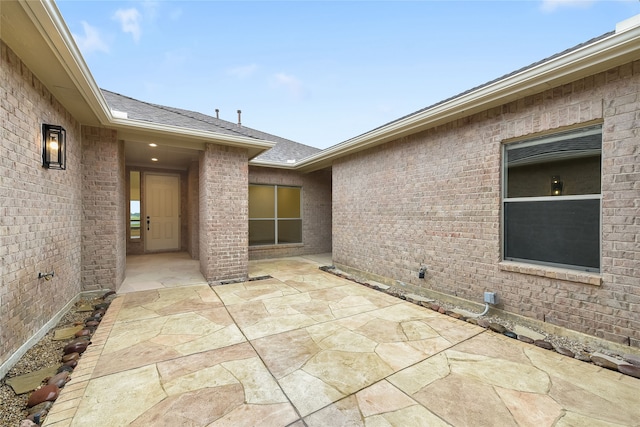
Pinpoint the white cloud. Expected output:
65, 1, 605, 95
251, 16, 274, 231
272, 72, 306, 99
72, 21, 109, 54
227, 64, 258, 79
540, 0, 596, 12
113, 8, 142, 42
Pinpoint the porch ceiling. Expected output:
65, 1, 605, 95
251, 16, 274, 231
124, 139, 200, 170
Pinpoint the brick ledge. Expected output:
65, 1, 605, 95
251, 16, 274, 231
499, 261, 602, 286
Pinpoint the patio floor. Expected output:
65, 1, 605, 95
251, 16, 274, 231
43, 255, 640, 426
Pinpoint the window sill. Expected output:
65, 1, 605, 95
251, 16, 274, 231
499, 261, 602, 286
249, 243, 304, 251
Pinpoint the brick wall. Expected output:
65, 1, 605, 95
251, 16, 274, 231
188, 161, 199, 259
248, 166, 332, 259
199, 144, 248, 281
81, 126, 126, 291
333, 61, 640, 348
0, 41, 83, 369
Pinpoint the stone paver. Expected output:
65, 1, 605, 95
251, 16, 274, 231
44, 256, 640, 427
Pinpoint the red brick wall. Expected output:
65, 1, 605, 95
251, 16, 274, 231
0, 41, 83, 369
333, 61, 640, 347
248, 166, 332, 259
81, 126, 126, 291
199, 144, 248, 281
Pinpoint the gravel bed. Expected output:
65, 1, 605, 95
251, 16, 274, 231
0, 298, 96, 427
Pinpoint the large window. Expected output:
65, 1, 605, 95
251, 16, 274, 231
249, 185, 302, 246
503, 125, 601, 272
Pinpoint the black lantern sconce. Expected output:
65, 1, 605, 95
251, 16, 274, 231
551, 175, 563, 196
42, 124, 66, 169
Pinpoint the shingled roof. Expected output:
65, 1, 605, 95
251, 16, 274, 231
101, 89, 321, 164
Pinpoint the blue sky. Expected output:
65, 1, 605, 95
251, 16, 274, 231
57, 0, 639, 149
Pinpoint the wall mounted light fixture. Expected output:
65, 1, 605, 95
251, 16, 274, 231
42, 124, 66, 169
551, 175, 563, 196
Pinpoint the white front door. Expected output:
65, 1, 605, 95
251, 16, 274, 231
144, 173, 180, 252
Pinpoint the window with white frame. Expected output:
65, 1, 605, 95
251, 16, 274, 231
249, 184, 302, 246
503, 125, 602, 272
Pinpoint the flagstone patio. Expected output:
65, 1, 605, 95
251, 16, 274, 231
42, 256, 640, 426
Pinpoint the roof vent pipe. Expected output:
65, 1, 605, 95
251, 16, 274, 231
237, 110, 242, 127
215, 109, 219, 119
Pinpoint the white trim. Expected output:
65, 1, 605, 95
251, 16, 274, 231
504, 194, 602, 203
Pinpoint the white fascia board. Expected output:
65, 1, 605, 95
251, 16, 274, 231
22, 0, 113, 124
295, 25, 640, 171
248, 159, 297, 169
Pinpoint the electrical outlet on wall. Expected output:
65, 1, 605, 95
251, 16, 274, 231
484, 292, 498, 305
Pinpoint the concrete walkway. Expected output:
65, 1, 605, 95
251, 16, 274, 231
43, 256, 640, 426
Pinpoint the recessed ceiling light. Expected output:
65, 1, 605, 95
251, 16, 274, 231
149, 143, 158, 147
151, 158, 158, 162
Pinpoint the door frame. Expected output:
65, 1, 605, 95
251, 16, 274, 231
143, 172, 181, 252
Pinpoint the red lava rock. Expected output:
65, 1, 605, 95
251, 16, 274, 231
438, 307, 446, 314
75, 328, 92, 337
428, 303, 441, 312
534, 340, 554, 350
619, 363, 640, 379
62, 352, 80, 363
517, 335, 534, 344
47, 371, 70, 388
448, 312, 463, 320
27, 384, 60, 407
64, 340, 91, 355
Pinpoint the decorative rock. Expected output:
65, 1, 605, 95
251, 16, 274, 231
94, 302, 110, 310
63, 359, 78, 368
466, 318, 478, 326
57, 364, 75, 374
503, 331, 517, 339
85, 317, 101, 324
91, 310, 105, 319
27, 384, 59, 407
447, 311, 463, 320
27, 411, 47, 425
517, 335, 534, 344
85, 320, 100, 327
488, 323, 507, 334
513, 325, 546, 341
19, 420, 37, 427
62, 352, 79, 363
619, 363, 640, 379
63, 340, 90, 355
477, 319, 490, 328
591, 352, 624, 370
555, 347, 575, 358
47, 371, 70, 388
575, 351, 592, 362
437, 307, 446, 314
623, 354, 640, 367
75, 328, 92, 338
428, 303, 441, 312
28, 401, 53, 415
534, 340, 554, 350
